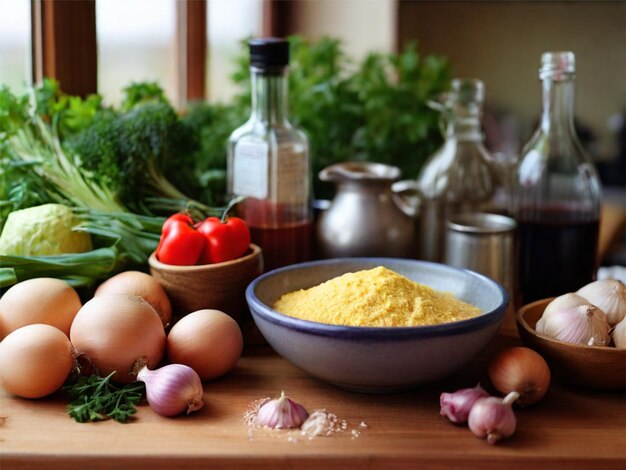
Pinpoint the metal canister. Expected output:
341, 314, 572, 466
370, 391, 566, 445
445, 213, 517, 300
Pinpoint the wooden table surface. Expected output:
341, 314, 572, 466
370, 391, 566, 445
1, 312, 625, 470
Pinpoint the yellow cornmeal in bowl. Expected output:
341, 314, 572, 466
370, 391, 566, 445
273, 266, 481, 327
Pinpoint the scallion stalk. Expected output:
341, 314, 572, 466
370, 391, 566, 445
0, 247, 119, 288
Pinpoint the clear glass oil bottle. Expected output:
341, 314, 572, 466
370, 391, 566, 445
513, 51, 601, 304
227, 38, 311, 271
416, 78, 499, 262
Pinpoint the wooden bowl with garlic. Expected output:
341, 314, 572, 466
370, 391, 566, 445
517, 290, 626, 391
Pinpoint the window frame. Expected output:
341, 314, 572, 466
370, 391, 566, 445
29, 0, 295, 102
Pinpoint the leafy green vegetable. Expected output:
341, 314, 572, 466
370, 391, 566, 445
8, 113, 127, 212
68, 101, 203, 212
120, 81, 168, 112
0, 207, 167, 288
0, 247, 119, 288
348, 45, 450, 178
77, 209, 163, 266
0, 209, 165, 287
2, 81, 214, 216
181, 102, 247, 205
0, 204, 92, 256
0, 160, 55, 231
64, 372, 145, 423
33, 78, 105, 138
0, 84, 30, 138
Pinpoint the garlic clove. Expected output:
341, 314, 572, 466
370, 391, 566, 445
577, 279, 626, 327
137, 364, 204, 417
440, 384, 489, 424
535, 316, 545, 334
542, 304, 610, 346
256, 391, 309, 429
468, 391, 519, 445
542, 293, 589, 323
612, 316, 626, 348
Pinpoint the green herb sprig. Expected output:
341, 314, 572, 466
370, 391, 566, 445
64, 372, 145, 423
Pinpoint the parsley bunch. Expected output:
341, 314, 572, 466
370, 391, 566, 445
64, 372, 145, 423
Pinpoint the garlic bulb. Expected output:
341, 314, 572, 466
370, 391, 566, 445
542, 304, 610, 346
577, 279, 626, 327
537, 293, 589, 334
256, 391, 309, 429
613, 317, 626, 348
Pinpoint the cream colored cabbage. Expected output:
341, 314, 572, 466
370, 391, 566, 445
0, 204, 92, 256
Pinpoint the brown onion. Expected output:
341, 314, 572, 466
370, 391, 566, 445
0, 278, 81, 339
95, 271, 172, 328
0, 324, 74, 398
167, 309, 243, 381
487, 347, 550, 406
70, 295, 166, 383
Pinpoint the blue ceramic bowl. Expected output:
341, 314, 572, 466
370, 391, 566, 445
246, 258, 508, 392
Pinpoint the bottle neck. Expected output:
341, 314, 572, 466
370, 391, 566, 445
446, 115, 483, 142
251, 67, 289, 124
540, 78, 575, 133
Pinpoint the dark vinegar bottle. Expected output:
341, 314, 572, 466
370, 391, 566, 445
513, 52, 602, 304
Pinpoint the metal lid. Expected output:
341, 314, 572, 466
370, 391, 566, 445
447, 213, 517, 234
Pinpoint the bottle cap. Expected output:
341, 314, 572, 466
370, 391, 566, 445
540, 51, 575, 80
249, 38, 289, 70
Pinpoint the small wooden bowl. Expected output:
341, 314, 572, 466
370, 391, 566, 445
149, 244, 263, 324
517, 298, 626, 390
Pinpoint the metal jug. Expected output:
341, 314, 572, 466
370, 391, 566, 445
316, 162, 415, 258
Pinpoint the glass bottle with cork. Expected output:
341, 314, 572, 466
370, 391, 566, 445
513, 51, 601, 304
415, 78, 500, 262
227, 38, 312, 271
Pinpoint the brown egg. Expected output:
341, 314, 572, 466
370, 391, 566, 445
0, 278, 81, 339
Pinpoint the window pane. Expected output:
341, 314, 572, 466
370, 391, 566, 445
207, 0, 263, 102
0, 0, 31, 92
96, 0, 176, 105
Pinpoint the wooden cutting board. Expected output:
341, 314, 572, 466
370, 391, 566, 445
1, 318, 625, 469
